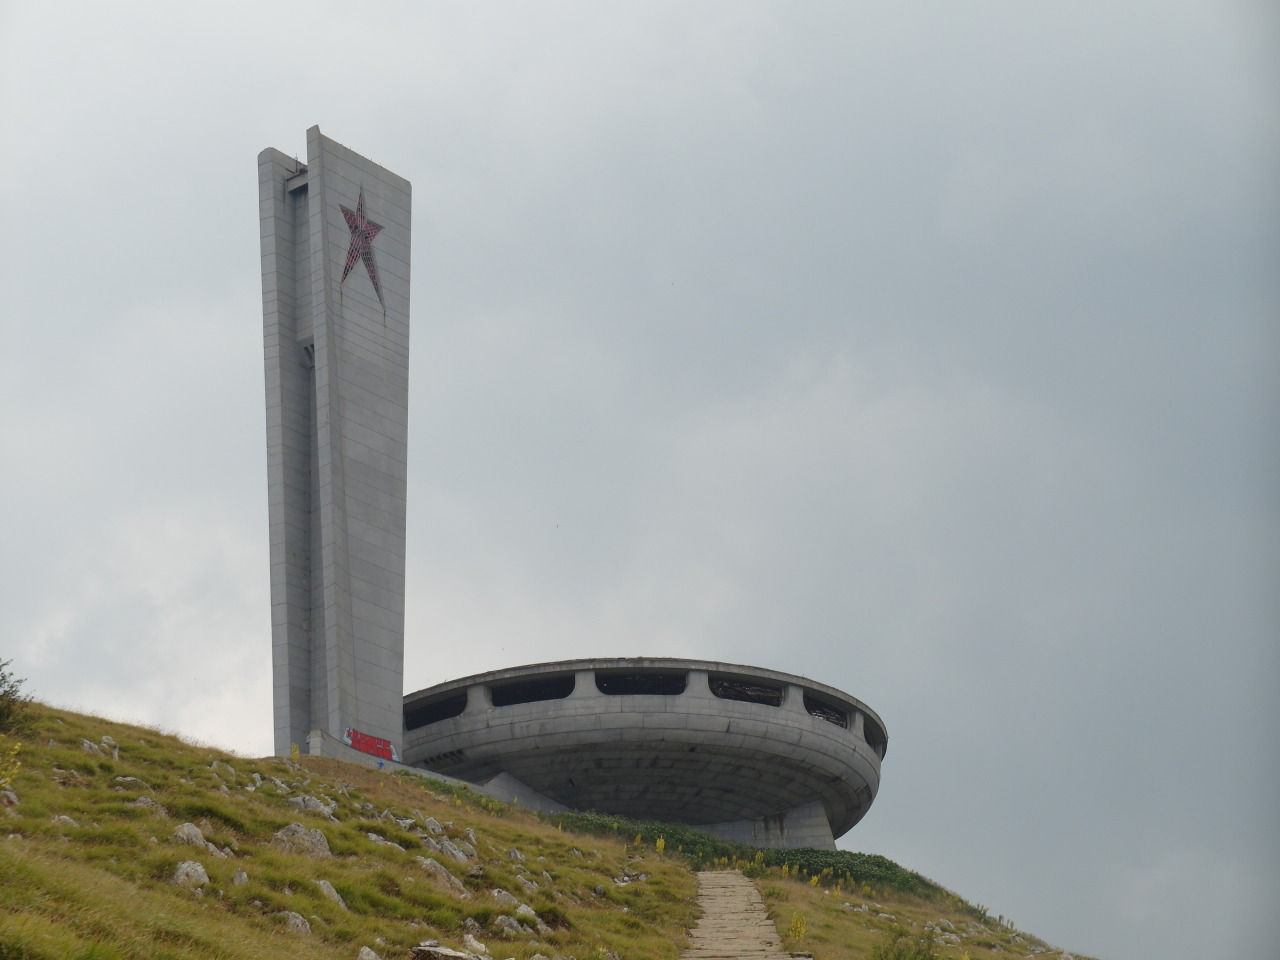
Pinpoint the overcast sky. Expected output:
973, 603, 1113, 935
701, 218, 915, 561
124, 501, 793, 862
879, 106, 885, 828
2, 3, 1276, 958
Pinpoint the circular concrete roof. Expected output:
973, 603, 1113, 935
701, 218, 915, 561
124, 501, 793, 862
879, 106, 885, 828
401, 658, 886, 841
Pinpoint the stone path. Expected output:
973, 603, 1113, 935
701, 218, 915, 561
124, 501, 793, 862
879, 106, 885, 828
682, 870, 793, 960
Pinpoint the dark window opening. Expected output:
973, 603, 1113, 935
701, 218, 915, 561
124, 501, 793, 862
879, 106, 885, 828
596, 671, 687, 696
804, 692, 849, 728
404, 692, 468, 731
490, 674, 575, 707
862, 714, 887, 758
418, 748, 466, 768
709, 675, 783, 707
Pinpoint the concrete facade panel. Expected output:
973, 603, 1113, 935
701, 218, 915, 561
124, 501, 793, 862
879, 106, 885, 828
262, 127, 410, 759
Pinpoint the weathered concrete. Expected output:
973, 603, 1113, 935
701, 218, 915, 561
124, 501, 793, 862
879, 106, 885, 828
260, 127, 412, 759
683, 870, 791, 960
402, 657, 887, 848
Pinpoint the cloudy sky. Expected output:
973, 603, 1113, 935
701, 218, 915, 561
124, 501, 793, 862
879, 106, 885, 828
2, 2, 1276, 957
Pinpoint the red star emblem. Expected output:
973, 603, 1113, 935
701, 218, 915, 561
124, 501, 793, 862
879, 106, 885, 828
339, 188, 385, 306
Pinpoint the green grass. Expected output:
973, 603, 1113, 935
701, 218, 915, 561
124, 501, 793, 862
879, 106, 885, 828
1, 704, 698, 960
0, 703, 1091, 960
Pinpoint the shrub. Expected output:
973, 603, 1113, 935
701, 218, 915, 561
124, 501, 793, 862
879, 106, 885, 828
0, 659, 32, 735
869, 928, 941, 960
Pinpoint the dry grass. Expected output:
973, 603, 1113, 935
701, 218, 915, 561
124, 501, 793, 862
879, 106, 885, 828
758, 874, 1092, 960
0, 704, 697, 960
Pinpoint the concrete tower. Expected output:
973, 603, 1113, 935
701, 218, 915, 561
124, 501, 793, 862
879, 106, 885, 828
259, 127, 412, 759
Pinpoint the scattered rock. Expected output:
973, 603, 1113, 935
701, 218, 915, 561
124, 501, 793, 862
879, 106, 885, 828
421, 836, 443, 854
289, 794, 339, 820
462, 917, 485, 937
316, 878, 348, 909
174, 822, 207, 847
367, 832, 406, 851
80, 739, 103, 756
357, 948, 382, 960
506, 847, 523, 862
130, 796, 168, 816
383, 810, 415, 829
233, 869, 249, 886
279, 911, 311, 934
416, 857, 471, 898
1, 789, 17, 807
464, 827, 479, 846
50, 767, 88, 787
172, 861, 209, 887
174, 822, 227, 858
439, 839, 472, 864
270, 823, 332, 858
409, 943, 478, 960
100, 736, 119, 760
462, 933, 488, 955
455, 839, 477, 858
515, 874, 538, 895
515, 903, 551, 934
592, 885, 606, 896
491, 915, 530, 938
51, 815, 79, 828
423, 817, 444, 834
491, 889, 519, 910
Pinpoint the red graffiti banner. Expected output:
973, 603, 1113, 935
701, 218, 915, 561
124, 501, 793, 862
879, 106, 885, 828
342, 728, 399, 762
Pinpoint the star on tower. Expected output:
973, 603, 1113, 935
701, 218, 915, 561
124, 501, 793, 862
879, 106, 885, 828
339, 188, 385, 307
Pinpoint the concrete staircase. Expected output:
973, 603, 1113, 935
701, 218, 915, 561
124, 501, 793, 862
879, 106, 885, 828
681, 870, 796, 960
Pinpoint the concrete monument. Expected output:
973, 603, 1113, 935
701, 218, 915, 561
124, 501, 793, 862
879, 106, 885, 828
259, 130, 886, 848
259, 127, 411, 759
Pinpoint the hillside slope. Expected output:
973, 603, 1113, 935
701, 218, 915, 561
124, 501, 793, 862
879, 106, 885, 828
0, 705, 1093, 960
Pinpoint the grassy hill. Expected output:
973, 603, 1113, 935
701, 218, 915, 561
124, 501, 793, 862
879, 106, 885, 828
0, 703, 1093, 960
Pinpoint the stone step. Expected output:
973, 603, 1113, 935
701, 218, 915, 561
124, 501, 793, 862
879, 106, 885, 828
682, 870, 793, 960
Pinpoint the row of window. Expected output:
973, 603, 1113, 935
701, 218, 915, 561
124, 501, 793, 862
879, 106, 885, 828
403, 670, 887, 756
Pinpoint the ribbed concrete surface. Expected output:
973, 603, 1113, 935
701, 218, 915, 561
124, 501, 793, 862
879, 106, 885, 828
682, 870, 791, 960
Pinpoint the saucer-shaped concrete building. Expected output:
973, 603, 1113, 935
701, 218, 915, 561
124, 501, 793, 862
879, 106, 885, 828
401, 658, 887, 850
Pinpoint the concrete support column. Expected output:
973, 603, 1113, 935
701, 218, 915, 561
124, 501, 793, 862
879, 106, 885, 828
569, 669, 597, 698
782, 682, 806, 714
687, 669, 711, 696
465, 684, 490, 713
